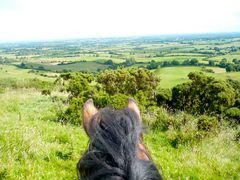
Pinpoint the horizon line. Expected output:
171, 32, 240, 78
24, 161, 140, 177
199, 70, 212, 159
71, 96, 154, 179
1, 31, 240, 44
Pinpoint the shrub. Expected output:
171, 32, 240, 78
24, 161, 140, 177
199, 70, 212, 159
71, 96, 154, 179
197, 115, 218, 132
171, 72, 235, 114
224, 107, 240, 123
151, 108, 211, 147
151, 107, 172, 131
92, 90, 110, 108
97, 68, 160, 100
41, 89, 51, 96
57, 98, 84, 125
107, 94, 128, 109
66, 73, 94, 100
156, 88, 172, 106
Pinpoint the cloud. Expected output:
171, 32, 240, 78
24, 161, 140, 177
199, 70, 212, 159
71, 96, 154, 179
0, 0, 239, 42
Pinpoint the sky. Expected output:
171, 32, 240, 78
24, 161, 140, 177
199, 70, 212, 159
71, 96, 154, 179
0, 0, 240, 42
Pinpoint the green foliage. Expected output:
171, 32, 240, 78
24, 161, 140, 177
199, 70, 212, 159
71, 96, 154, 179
66, 73, 94, 99
107, 94, 128, 109
156, 88, 172, 106
54, 73, 94, 125
41, 89, 51, 96
151, 107, 173, 131
92, 90, 110, 108
171, 72, 236, 114
224, 107, 240, 122
151, 108, 205, 147
57, 97, 84, 125
226, 79, 240, 108
93, 91, 129, 109
197, 115, 218, 132
97, 68, 160, 100
134, 90, 153, 108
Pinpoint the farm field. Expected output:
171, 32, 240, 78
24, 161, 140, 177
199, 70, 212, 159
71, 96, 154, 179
0, 33, 240, 179
1, 33, 240, 71
156, 66, 240, 88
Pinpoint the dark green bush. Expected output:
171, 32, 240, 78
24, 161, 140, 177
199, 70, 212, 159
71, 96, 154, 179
57, 98, 84, 125
171, 72, 235, 114
156, 88, 172, 106
197, 115, 218, 132
41, 89, 51, 96
107, 94, 129, 109
92, 90, 110, 108
224, 107, 240, 123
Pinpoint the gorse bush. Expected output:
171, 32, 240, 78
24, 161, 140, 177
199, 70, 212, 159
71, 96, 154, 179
171, 72, 236, 115
57, 97, 84, 125
66, 73, 94, 100
93, 92, 129, 109
55, 69, 239, 127
197, 115, 218, 132
97, 67, 160, 100
151, 107, 219, 147
55, 68, 161, 125
156, 88, 172, 107
151, 107, 173, 131
224, 107, 240, 123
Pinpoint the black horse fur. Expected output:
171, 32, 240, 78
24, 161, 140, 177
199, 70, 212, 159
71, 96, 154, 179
77, 99, 162, 180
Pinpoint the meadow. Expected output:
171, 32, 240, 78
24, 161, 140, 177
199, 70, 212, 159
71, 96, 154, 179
0, 33, 240, 179
156, 66, 240, 88
1, 88, 239, 179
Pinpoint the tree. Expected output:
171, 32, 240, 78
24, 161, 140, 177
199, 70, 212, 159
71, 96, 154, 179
147, 60, 158, 70
96, 68, 160, 100
171, 72, 235, 114
208, 60, 215, 66
190, 58, 198, 66
67, 73, 94, 100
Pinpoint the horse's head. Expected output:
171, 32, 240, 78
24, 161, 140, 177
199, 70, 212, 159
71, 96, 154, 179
77, 98, 162, 180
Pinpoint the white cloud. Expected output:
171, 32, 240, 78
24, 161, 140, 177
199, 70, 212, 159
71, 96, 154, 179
0, 0, 239, 42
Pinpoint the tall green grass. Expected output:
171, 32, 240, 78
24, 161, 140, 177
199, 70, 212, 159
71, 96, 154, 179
0, 89, 239, 179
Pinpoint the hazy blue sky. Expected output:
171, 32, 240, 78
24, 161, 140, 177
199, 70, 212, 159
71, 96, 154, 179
0, 0, 240, 42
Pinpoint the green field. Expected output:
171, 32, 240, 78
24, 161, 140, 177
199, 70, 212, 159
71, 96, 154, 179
22, 61, 110, 73
0, 65, 56, 82
156, 66, 240, 88
1, 89, 239, 179
0, 34, 240, 179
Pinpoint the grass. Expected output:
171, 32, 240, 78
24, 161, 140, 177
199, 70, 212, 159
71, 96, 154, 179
209, 53, 240, 62
0, 89, 88, 179
146, 130, 240, 179
156, 66, 202, 88
0, 88, 239, 179
156, 66, 240, 88
0, 65, 56, 82
23, 61, 110, 72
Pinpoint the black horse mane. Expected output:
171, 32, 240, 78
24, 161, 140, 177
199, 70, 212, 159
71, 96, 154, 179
77, 107, 162, 180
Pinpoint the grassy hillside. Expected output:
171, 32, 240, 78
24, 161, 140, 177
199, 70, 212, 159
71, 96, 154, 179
0, 88, 239, 179
0, 34, 240, 179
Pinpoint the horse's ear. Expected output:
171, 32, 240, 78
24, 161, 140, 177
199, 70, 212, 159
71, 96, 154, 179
128, 98, 141, 120
83, 99, 98, 136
